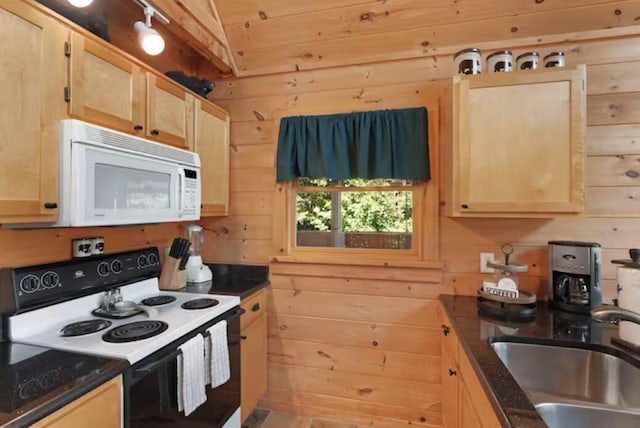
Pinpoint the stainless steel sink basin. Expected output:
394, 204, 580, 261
491, 341, 640, 408
536, 403, 640, 428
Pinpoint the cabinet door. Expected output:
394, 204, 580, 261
240, 314, 267, 422
195, 99, 230, 216
0, 1, 66, 221
459, 377, 483, 428
31, 376, 122, 428
450, 66, 586, 216
147, 74, 193, 149
69, 33, 144, 134
442, 342, 459, 428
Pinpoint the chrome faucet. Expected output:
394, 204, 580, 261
591, 306, 640, 325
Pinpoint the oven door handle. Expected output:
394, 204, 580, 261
131, 307, 245, 379
226, 307, 245, 321
132, 349, 182, 379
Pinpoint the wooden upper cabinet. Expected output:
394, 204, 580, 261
69, 33, 144, 135
0, 0, 66, 222
195, 99, 230, 216
447, 65, 586, 217
146, 74, 194, 149
69, 35, 194, 149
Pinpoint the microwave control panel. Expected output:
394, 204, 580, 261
183, 178, 198, 215
183, 168, 199, 216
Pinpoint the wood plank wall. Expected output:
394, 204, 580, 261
203, 31, 640, 427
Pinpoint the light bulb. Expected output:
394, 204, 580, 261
68, 0, 93, 7
134, 21, 165, 56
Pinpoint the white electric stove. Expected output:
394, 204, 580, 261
1, 247, 242, 428
8, 278, 239, 364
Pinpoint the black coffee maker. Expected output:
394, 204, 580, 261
548, 241, 602, 314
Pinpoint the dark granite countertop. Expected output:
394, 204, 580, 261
182, 264, 269, 300
0, 342, 127, 428
439, 295, 640, 428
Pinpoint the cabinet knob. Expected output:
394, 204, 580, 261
44, 202, 58, 209
461, 204, 469, 209
133, 124, 143, 131
150, 129, 160, 136
449, 369, 457, 377
240, 335, 247, 340
442, 324, 450, 336
252, 302, 260, 312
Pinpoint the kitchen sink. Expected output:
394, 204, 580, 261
535, 403, 640, 428
491, 341, 640, 408
491, 340, 640, 427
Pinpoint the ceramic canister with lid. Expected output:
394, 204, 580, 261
454, 48, 482, 75
516, 52, 539, 70
487, 50, 513, 72
544, 51, 565, 68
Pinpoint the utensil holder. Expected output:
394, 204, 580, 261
159, 256, 186, 290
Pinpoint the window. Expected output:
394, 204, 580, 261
296, 178, 416, 250
273, 105, 440, 266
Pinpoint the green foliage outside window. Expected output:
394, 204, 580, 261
296, 179, 413, 233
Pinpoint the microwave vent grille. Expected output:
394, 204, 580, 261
85, 128, 198, 166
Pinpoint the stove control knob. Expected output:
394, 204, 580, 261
97, 261, 110, 277
147, 253, 158, 266
41, 271, 59, 289
20, 274, 40, 294
110, 259, 123, 274
137, 255, 148, 268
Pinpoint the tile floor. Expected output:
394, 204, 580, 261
242, 408, 360, 428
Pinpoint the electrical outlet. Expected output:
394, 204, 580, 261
480, 252, 495, 273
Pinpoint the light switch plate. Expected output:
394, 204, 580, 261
480, 252, 495, 273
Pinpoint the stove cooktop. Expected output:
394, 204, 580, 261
7, 279, 240, 363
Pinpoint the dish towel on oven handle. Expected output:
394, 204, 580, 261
177, 334, 207, 416
204, 320, 231, 388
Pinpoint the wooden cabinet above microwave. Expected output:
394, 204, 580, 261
445, 65, 586, 217
68, 33, 193, 150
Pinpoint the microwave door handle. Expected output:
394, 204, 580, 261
177, 169, 185, 217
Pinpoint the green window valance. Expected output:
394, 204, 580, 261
276, 107, 430, 182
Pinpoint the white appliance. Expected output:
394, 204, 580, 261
13, 119, 202, 227
616, 266, 640, 346
2, 248, 241, 428
8, 279, 238, 363
185, 224, 213, 285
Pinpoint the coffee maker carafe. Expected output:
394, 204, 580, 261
548, 241, 601, 314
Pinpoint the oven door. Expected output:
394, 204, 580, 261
125, 307, 242, 428
70, 141, 192, 226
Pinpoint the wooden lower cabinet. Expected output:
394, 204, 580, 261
240, 289, 267, 422
31, 375, 122, 428
459, 377, 483, 428
441, 337, 459, 428
438, 304, 501, 428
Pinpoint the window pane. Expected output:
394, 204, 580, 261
296, 190, 413, 250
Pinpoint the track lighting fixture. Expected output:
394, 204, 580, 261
68, 0, 93, 7
133, 0, 170, 56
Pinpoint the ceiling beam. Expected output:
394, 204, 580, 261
147, 0, 236, 76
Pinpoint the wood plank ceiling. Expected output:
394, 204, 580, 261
214, 0, 640, 77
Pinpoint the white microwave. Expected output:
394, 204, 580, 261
30, 120, 201, 227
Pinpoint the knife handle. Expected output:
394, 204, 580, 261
178, 253, 190, 270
